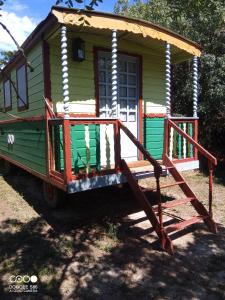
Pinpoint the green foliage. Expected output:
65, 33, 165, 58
115, 0, 225, 160
55, 0, 103, 10
0, 50, 16, 68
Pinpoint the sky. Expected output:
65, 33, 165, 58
0, 0, 118, 51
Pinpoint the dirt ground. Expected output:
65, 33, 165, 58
0, 161, 225, 300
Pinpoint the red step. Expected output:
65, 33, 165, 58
161, 197, 195, 209
141, 181, 185, 193
165, 215, 208, 234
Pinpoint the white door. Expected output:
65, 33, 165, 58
98, 52, 139, 164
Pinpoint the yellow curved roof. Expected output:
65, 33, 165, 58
52, 6, 201, 57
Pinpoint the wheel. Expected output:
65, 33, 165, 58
43, 182, 66, 208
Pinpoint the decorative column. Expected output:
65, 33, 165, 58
61, 26, 70, 118
165, 43, 171, 118
111, 29, 118, 117
193, 56, 198, 118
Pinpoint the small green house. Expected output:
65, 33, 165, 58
0, 6, 209, 207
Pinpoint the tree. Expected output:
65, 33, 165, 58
0, 50, 16, 69
115, 0, 225, 160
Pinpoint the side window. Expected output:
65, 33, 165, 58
3, 79, 12, 111
17, 64, 28, 110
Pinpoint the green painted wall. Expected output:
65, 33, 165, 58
143, 117, 164, 160
0, 42, 45, 120
55, 124, 100, 174
0, 120, 47, 174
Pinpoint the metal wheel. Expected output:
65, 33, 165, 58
43, 182, 66, 208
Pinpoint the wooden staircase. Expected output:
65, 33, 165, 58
118, 119, 218, 254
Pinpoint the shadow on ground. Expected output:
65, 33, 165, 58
1, 168, 225, 299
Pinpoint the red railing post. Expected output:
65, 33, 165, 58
208, 161, 213, 218
62, 119, 72, 184
193, 119, 198, 160
114, 120, 121, 171
155, 172, 163, 234
163, 118, 169, 162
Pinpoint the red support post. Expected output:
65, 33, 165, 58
114, 120, 121, 171
208, 161, 213, 218
62, 119, 72, 184
193, 119, 198, 160
163, 118, 169, 161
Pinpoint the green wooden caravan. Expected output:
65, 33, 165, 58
0, 6, 217, 229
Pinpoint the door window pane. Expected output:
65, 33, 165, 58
120, 87, 127, 97
99, 57, 105, 70
119, 74, 127, 85
99, 71, 106, 83
119, 61, 127, 72
100, 85, 106, 96
128, 62, 136, 73
129, 100, 136, 110
3, 79, 12, 110
128, 75, 136, 85
128, 88, 136, 98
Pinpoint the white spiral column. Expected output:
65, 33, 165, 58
61, 26, 70, 118
193, 56, 198, 118
111, 29, 118, 117
165, 43, 171, 117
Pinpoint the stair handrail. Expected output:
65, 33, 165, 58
166, 119, 217, 218
117, 120, 162, 176
118, 120, 164, 233
167, 119, 217, 166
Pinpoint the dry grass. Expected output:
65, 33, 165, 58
0, 161, 225, 299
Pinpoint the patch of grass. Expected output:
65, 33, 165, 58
97, 239, 117, 253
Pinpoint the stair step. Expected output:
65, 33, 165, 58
161, 197, 195, 209
141, 181, 185, 193
153, 198, 194, 212
160, 181, 185, 189
165, 215, 208, 234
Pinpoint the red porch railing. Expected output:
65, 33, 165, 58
48, 118, 122, 185
164, 117, 198, 162
164, 118, 217, 217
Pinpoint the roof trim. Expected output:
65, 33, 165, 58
51, 6, 201, 56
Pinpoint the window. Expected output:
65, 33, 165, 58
3, 79, 12, 111
17, 64, 28, 110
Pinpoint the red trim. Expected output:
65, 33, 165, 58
43, 40, 52, 100
172, 158, 196, 163
56, 112, 96, 118
194, 119, 198, 160
163, 119, 169, 159
144, 113, 166, 118
114, 121, 121, 170
62, 119, 73, 183
0, 116, 45, 125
